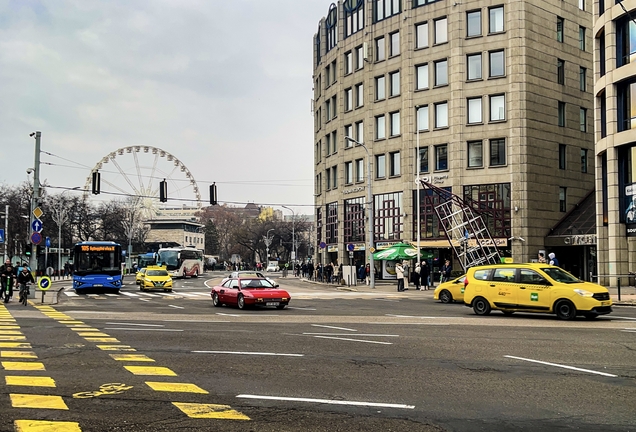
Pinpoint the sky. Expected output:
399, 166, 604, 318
0, 0, 330, 216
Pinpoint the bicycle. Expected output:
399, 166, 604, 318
18, 283, 30, 306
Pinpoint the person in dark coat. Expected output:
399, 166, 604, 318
420, 260, 431, 290
410, 262, 421, 290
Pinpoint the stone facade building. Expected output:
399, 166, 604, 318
312, 0, 595, 277
145, 220, 205, 250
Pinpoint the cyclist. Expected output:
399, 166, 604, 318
17, 267, 35, 305
1, 263, 15, 303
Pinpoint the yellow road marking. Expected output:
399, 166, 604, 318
1, 351, 37, 359
0, 326, 20, 330
83, 337, 120, 343
0, 335, 26, 341
10, 394, 69, 410
2, 362, 46, 371
6, 376, 56, 387
58, 321, 84, 325
0, 330, 23, 335
145, 382, 208, 393
0, 342, 31, 349
70, 328, 98, 332
109, 354, 154, 362
172, 403, 250, 420
124, 366, 177, 376
14, 419, 82, 431
77, 332, 110, 337
96, 345, 136, 351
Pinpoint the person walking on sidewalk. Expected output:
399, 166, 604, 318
441, 259, 452, 283
395, 261, 405, 292
420, 260, 431, 290
411, 261, 421, 290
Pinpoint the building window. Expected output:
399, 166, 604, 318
558, 101, 566, 127
376, 115, 386, 139
559, 144, 566, 170
417, 105, 429, 131
435, 102, 448, 128
316, 207, 323, 244
416, 63, 429, 90
355, 121, 364, 143
557, 59, 565, 85
331, 95, 337, 118
463, 183, 511, 238
345, 88, 353, 111
375, 75, 386, 100
579, 0, 585, 10
489, 50, 505, 77
331, 130, 337, 154
325, 99, 331, 121
467, 10, 481, 37
617, 17, 636, 67
389, 71, 400, 97
315, 75, 321, 98
375, 36, 386, 61
557, 17, 564, 43
579, 67, 586, 91
600, 90, 607, 137
390, 31, 400, 56
326, 168, 331, 190
344, 125, 353, 147
390, 111, 400, 136
468, 97, 482, 124
376, 154, 386, 178
434, 59, 448, 86
617, 81, 636, 132
315, 140, 322, 163
416, 22, 429, 48
390, 151, 401, 176
326, 4, 338, 52
325, 202, 338, 244
355, 83, 364, 107
600, 31, 606, 76
418, 146, 429, 173
580, 107, 587, 132
490, 138, 506, 166
355, 158, 364, 182
559, 187, 567, 212
374, 0, 401, 22
435, 144, 448, 170
344, 0, 364, 38
467, 141, 483, 167
344, 197, 365, 243
374, 191, 403, 242
434, 17, 447, 44
332, 166, 338, 188
579, 26, 586, 51
325, 133, 331, 156
489, 6, 504, 33
355, 45, 364, 70
467, 53, 482, 80
581, 149, 588, 173
490, 94, 505, 121
345, 51, 353, 74
345, 161, 353, 184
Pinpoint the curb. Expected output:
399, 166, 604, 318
336, 287, 358, 292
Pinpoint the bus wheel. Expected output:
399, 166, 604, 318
192, 270, 198, 278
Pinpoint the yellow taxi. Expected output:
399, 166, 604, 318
433, 275, 466, 303
463, 263, 612, 320
135, 268, 147, 285
140, 266, 173, 292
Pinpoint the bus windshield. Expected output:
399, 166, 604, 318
137, 254, 156, 269
157, 250, 179, 270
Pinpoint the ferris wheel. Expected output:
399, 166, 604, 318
83, 146, 202, 220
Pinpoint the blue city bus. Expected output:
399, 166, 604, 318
72, 241, 123, 292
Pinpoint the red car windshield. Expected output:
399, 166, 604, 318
240, 279, 275, 289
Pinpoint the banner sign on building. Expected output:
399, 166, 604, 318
626, 183, 636, 237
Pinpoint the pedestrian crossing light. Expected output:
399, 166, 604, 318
159, 179, 168, 203
210, 183, 217, 205
91, 171, 101, 195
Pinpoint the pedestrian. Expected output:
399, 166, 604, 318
365, 263, 371, 285
420, 260, 431, 290
411, 261, 421, 290
441, 259, 452, 283
548, 252, 560, 267
1, 263, 15, 302
538, 252, 547, 263
307, 262, 314, 281
395, 261, 405, 292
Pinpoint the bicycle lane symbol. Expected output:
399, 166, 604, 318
73, 383, 133, 399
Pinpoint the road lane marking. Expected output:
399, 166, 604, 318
236, 394, 414, 409
169, 305, 185, 309
10, 394, 68, 410
123, 366, 177, 376
84, 337, 120, 343
0, 330, 24, 335
303, 333, 399, 337
120, 292, 140, 297
172, 402, 250, 420
138, 292, 160, 297
216, 313, 241, 317
164, 320, 230, 323
287, 307, 317, 310
192, 351, 304, 357
2, 362, 46, 371
77, 332, 110, 337
375, 299, 400, 302
312, 336, 393, 345
1, 351, 37, 359
177, 293, 199, 297
504, 355, 618, 377
104, 328, 183, 332
0, 343, 31, 349
612, 316, 636, 320
0, 335, 27, 341
96, 345, 136, 351
6, 376, 56, 387
145, 382, 208, 393
311, 325, 357, 332
105, 322, 164, 327
14, 420, 81, 431
622, 330, 636, 333
109, 354, 155, 362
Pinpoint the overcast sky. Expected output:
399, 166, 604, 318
0, 0, 330, 215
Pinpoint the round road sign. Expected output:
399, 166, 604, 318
38, 276, 52, 291
31, 232, 42, 245
319, 242, 326, 249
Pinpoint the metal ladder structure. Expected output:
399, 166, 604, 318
420, 180, 501, 271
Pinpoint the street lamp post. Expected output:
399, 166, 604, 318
345, 136, 375, 288
415, 119, 422, 268
28, 131, 41, 273
263, 228, 274, 268
281, 206, 295, 268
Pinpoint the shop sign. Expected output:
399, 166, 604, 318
467, 238, 508, 247
420, 174, 448, 185
563, 235, 596, 245
375, 241, 400, 250
343, 186, 365, 195
327, 245, 338, 252
351, 243, 365, 251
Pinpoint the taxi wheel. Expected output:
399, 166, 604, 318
555, 299, 577, 320
439, 290, 453, 304
237, 294, 246, 310
212, 293, 221, 307
472, 297, 491, 315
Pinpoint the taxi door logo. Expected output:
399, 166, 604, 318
530, 293, 539, 302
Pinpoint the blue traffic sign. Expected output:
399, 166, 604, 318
38, 276, 51, 291
31, 232, 42, 245
0, 229, 4, 244
45, 237, 51, 248
347, 243, 355, 252
32, 219, 43, 233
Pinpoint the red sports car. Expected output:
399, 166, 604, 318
211, 277, 291, 310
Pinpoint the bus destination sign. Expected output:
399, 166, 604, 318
81, 245, 116, 252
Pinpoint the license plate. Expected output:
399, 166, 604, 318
266, 302, 279, 306
93, 284, 103, 287
601, 301, 610, 306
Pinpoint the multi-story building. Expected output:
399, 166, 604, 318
313, 0, 595, 278
594, 1, 636, 285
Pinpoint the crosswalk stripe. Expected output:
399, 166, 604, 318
138, 292, 160, 297
120, 292, 140, 297
64, 292, 79, 297
177, 293, 198, 297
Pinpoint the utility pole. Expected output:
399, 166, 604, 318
0, 205, 8, 263
29, 131, 41, 273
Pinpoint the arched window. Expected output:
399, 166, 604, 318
344, 0, 364, 38
326, 3, 338, 52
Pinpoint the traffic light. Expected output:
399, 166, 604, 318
210, 183, 217, 205
91, 171, 101, 195
159, 179, 168, 203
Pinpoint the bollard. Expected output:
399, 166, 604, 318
618, 277, 621, 302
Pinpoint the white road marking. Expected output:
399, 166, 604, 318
164, 319, 230, 323
375, 299, 400, 302
193, 350, 303, 357
216, 313, 241, 317
105, 322, 164, 327
120, 292, 140, 297
287, 307, 317, 311
304, 333, 398, 337
64, 292, 79, 297
622, 330, 636, 333
138, 292, 160, 297
385, 314, 450, 319
504, 355, 618, 377
157, 292, 176, 296
104, 327, 183, 332
313, 336, 392, 345
612, 316, 636, 320
177, 293, 199, 297
86, 294, 100, 297
168, 305, 184, 309
138, 298, 150, 302
311, 324, 356, 332
189, 292, 210, 296
236, 395, 414, 409
104, 294, 118, 297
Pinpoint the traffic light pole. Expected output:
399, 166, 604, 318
29, 131, 41, 273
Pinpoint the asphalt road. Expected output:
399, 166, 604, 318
1, 273, 635, 432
